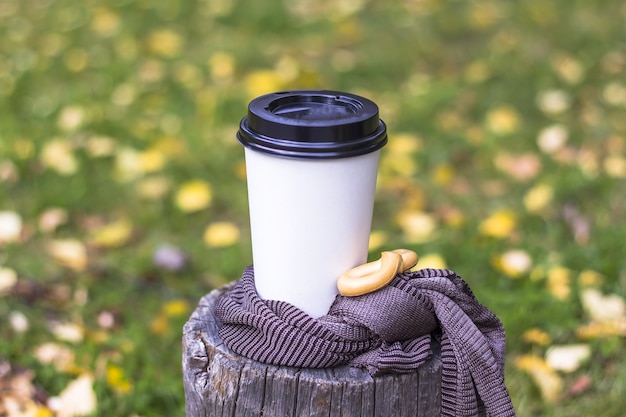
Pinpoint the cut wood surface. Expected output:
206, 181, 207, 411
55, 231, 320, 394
182, 283, 442, 417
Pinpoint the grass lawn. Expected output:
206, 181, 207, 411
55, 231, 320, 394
1, 0, 625, 415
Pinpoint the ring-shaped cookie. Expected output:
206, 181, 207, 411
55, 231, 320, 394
337, 249, 419, 296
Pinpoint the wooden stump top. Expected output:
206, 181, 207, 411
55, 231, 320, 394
182, 283, 442, 417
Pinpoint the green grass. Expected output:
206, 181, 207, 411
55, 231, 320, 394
1, 0, 626, 415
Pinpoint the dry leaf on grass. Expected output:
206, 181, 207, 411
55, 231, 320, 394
546, 344, 591, 373
47, 239, 88, 272
0, 211, 22, 244
90, 219, 133, 248
515, 354, 563, 403
0, 361, 52, 417
580, 288, 626, 322
48, 321, 84, 344
479, 209, 516, 238
48, 374, 97, 417
0, 267, 18, 294
174, 180, 213, 212
34, 343, 76, 372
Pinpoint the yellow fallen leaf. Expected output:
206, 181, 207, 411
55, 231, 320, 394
150, 313, 169, 335
106, 364, 133, 394
175, 180, 213, 212
203, 221, 240, 248
479, 209, 516, 238
522, 328, 552, 346
380, 153, 417, 177
209, 51, 236, 82
417, 253, 447, 270
578, 269, 604, 287
91, 7, 120, 37
431, 164, 455, 185
524, 183, 554, 213
604, 154, 626, 178
147, 29, 183, 57
47, 239, 87, 271
547, 266, 572, 300
163, 299, 190, 317
396, 210, 437, 243
138, 148, 166, 173
35, 405, 54, 417
515, 354, 563, 403
90, 220, 133, 248
386, 133, 422, 154
546, 344, 591, 373
577, 319, 626, 339
368, 230, 388, 251
40, 139, 79, 175
486, 106, 519, 135
551, 53, 584, 84
49, 374, 97, 417
493, 249, 532, 278
245, 70, 283, 100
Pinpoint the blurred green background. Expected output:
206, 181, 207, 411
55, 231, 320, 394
1, 0, 625, 415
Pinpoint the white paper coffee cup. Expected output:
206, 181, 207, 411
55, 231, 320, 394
238, 90, 387, 317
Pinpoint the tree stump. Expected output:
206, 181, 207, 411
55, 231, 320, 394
182, 283, 442, 417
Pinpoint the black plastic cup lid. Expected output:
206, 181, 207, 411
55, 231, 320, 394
237, 90, 387, 159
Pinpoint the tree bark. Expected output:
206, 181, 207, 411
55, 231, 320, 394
183, 283, 442, 417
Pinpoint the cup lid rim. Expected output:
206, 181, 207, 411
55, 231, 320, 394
237, 90, 387, 159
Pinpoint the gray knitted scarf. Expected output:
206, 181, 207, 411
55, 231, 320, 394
215, 266, 516, 417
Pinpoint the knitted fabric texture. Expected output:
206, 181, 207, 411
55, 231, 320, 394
215, 266, 516, 417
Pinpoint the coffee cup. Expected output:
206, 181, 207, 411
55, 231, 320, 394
238, 90, 387, 317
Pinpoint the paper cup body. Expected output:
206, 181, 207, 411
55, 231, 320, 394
244, 148, 380, 317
